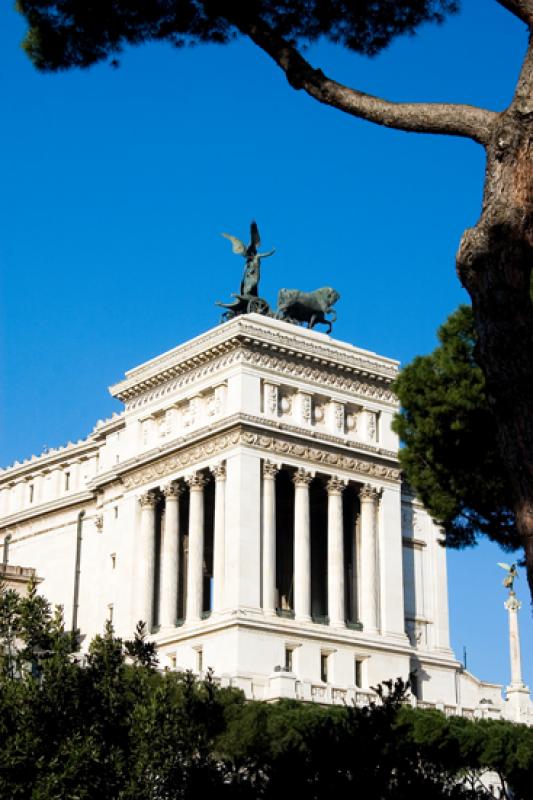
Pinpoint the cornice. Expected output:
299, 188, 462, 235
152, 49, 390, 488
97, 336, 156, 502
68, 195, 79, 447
153, 613, 457, 668
0, 490, 94, 531
0, 441, 99, 486
111, 315, 399, 405
119, 347, 398, 415
118, 423, 401, 490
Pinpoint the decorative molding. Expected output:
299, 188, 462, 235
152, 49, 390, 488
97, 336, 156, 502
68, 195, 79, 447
121, 344, 398, 412
293, 468, 313, 487
121, 430, 241, 489
359, 484, 383, 502
120, 426, 401, 491
239, 413, 397, 460
94, 514, 104, 533
0, 491, 94, 531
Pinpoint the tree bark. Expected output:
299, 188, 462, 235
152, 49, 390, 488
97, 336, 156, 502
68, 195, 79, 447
457, 36, 533, 603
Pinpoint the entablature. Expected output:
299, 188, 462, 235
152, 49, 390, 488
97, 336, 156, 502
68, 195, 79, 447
110, 315, 399, 408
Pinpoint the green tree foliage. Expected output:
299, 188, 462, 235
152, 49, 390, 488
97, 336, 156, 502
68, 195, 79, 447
2, 584, 532, 798
16, 1, 457, 71
392, 305, 521, 552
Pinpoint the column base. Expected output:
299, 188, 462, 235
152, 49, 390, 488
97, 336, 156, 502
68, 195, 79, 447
329, 620, 346, 629
295, 614, 312, 624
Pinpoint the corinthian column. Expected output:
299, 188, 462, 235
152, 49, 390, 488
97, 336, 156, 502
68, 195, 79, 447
293, 468, 313, 623
327, 477, 346, 628
506, 592, 526, 689
262, 461, 279, 616
186, 473, 207, 623
211, 463, 226, 613
160, 482, 182, 629
138, 490, 158, 630
359, 484, 381, 634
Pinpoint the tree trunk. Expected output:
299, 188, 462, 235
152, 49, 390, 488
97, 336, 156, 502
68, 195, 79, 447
457, 43, 533, 601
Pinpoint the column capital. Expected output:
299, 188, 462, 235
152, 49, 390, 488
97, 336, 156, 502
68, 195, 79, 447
505, 593, 521, 612
210, 463, 226, 481
139, 489, 158, 508
327, 476, 346, 495
186, 473, 208, 491
163, 481, 183, 500
293, 468, 313, 487
263, 460, 279, 480
359, 483, 382, 503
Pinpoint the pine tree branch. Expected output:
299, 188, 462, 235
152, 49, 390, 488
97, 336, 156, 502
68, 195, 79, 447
232, 16, 497, 146
496, 0, 533, 26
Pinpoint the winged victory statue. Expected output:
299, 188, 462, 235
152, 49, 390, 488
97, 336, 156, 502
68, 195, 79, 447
216, 221, 275, 320
497, 562, 518, 594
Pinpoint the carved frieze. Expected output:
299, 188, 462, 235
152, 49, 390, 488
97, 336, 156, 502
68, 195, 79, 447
120, 426, 400, 491
124, 346, 397, 413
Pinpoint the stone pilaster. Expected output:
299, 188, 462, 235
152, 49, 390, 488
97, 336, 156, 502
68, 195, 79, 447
262, 461, 279, 616
293, 468, 313, 622
185, 473, 208, 623
159, 482, 182, 628
327, 477, 346, 628
211, 463, 226, 613
138, 490, 158, 630
359, 483, 381, 634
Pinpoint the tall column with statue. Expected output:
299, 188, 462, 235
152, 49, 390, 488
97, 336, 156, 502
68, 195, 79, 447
498, 562, 531, 722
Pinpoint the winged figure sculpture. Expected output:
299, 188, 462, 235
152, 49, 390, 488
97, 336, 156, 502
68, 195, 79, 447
497, 561, 518, 593
222, 221, 275, 297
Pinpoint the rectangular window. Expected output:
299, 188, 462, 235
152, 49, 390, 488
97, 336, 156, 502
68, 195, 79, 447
285, 647, 293, 672
108, 604, 114, 623
355, 659, 363, 689
64, 472, 70, 491
320, 653, 329, 683
111, 553, 116, 570
29, 484, 34, 503
114, 506, 119, 519
197, 648, 203, 673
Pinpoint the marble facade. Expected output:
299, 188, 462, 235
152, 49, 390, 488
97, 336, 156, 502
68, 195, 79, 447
0, 314, 530, 722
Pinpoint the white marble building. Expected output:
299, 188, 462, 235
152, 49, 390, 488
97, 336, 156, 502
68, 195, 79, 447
0, 314, 530, 722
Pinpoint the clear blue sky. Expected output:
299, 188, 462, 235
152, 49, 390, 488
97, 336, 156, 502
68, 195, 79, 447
1, 2, 531, 693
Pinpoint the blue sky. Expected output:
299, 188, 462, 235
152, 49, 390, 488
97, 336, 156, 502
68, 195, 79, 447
1, 2, 531, 692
